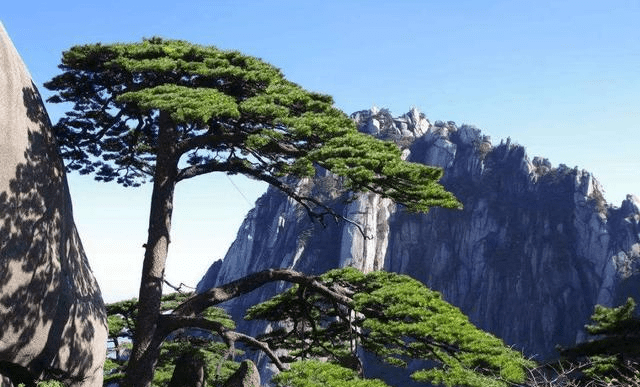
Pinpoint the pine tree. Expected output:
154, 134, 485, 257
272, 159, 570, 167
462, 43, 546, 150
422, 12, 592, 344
560, 297, 640, 381
45, 37, 460, 386
246, 268, 534, 387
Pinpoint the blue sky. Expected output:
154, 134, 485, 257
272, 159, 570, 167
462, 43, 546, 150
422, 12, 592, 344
3, 0, 639, 302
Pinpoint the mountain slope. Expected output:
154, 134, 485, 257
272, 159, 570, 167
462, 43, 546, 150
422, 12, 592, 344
197, 107, 640, 363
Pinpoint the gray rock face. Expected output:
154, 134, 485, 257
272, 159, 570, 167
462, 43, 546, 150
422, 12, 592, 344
198, 108, 640, 371
0, 23, 107, 386
223, 360, 260, 387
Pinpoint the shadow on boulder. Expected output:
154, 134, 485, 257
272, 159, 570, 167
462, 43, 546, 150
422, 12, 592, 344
0, 22, 107, 387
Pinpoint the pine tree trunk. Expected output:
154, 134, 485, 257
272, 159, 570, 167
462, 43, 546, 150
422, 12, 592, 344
124, 112, 179, 387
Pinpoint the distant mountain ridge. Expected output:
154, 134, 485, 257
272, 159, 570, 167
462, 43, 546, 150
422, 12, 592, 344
197, 107, 640, 366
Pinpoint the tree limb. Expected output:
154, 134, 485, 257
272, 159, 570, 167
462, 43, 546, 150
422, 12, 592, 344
157, 315, 286, 371
172, 268, 353, 318
176, 158, 372, 238
224, 330, 286, 371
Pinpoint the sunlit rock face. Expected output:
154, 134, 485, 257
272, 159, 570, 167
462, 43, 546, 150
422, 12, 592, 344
198, 106, 640, 368
0, 23, 107, 386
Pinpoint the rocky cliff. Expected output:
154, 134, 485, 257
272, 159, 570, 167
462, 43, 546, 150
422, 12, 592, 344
197, 107, 640, 366
0, 23, 107, 386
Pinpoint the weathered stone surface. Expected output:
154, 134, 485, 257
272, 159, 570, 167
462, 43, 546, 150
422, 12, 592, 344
223, 360, 260, 387
0, 23, 107, 386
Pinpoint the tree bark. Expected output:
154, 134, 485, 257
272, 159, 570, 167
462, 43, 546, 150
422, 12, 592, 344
124, 112, 179, 387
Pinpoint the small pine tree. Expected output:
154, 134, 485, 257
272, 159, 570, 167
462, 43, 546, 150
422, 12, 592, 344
560, 297, 640, 381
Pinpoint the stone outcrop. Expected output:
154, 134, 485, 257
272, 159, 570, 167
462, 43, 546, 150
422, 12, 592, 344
223, 360, 260, 387
168, 352, 206, 387
198, 106, 640, 377
0, 23, 107, 386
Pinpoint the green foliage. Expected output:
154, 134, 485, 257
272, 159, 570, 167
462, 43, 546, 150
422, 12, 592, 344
101, 270, 532, 387
47, 37, 461, 387
105, 297, 139, 334
202, 305, 236, 330
352, 270, 533, 386
45, 37, 459, 211
560, 297, 640, 381
107, 314, 126, 338
308, 131, 459, 212
247, 268, 534, 387
118, 84, 240, 123
104, 356, 125, 384
105, 292, 238, 386
17, 382, 64, 387
582, 355, 620, 379
152, 337, 239, 387
105, 292, 234, 338
272, 360, 391, 387
586, 297, 637, 335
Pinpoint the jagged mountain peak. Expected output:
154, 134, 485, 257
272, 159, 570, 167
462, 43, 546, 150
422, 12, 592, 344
198, 108, 640, 378
357, 108, 615, 211
351, 106, 431, 141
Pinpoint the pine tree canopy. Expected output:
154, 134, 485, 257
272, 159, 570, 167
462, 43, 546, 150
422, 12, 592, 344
246, 268, 534, 387
585, 297, 638, 336
44, 37, 460, 212
559, 297, 640, 379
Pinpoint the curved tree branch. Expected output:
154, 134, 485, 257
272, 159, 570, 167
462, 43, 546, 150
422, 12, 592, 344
157, 315, 286, 370
172, 268, 353, 318
236, 163, 372, 237
151, 269, 359, 375
176, 157, 372, 238
224, 330, 286, 371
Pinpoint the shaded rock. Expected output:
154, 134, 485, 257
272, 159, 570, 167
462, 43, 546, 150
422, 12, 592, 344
223, 360, 260, 387
0, 23, 107, 386
168, 352, 205, 387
